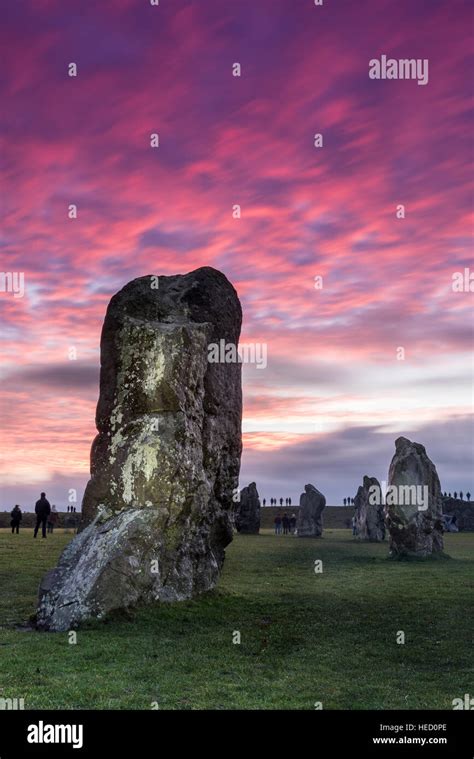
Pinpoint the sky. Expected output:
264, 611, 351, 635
1, 0, 473, 510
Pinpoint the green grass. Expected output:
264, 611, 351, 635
0, 527, 472, 709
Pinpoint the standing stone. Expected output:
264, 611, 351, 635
235, 482, 260, 534
297, 484, 326, 537
37, 267, 242, 631
354, 475, 385, 541
386, 437, 444, 557
442, 496, 474, 531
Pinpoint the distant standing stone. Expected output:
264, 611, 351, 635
297, 484, 326, 537
354, 475, 385, 541
386, 437, 444, 557
442, 496, 474, 531
235, 482, 260, 534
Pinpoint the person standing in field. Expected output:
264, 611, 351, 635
10, 505, 22, 534
290, 513, 297, 533
47, 505, 59, 534
282, 513, 290, 535
274, 513, 282, 535
34, 492, 51, 539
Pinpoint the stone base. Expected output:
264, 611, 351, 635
36, 506, 229, 632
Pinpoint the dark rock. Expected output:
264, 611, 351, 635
442, 498, 474, 531
386, 437, 444, 557
442, 514, 459, 533
354, 475, 385, 541
297, 484, 326, 537
37, 267, 242, 631
235, 482, 260, 534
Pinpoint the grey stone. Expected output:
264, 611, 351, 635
235, 482, 260, 534
442, 514, 459, 533
297, 484, 326, 537
386, 436, 444, 557
354, 475, 385, 541
37, 267, 242, 631
442, 498, 474, 531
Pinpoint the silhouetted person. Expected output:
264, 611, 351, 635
279, 498, 283, 506
290, 513, 297, 533
351, 516, 357, 536
263, 498, 266, 507
343, 498, 347, 506
454, 492, 457, 500
467, 492, 471, 502
282, 513, 290, 535
460, 491, 463, 500
10, 505, 22, 534
34, 492, 51, 538
47, 505, 59, 534
274, 513, 282, 535
288, 497, 291, 506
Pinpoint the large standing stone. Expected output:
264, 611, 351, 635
386, 437, 444, 558
354, 475, 385, 542
37, 267, 242, 631
297, 484, 326, 537
235, 482, 260, 534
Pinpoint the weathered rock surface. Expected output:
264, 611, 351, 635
37, 267, 242, 630
235, 482, 260, 534
297, 484, 326, 537
385, 437, 444, 557
442, 498, 474, 531
354, 475, 385, 541
442, 514, 459, 533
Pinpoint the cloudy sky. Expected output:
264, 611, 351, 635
1, 0, 473, 510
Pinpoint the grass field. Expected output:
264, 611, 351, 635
0, 527, 472, 710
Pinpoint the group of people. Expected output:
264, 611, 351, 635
274, 513, 297, 535
10, 493, 61, 538
263, 497, 292, 507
